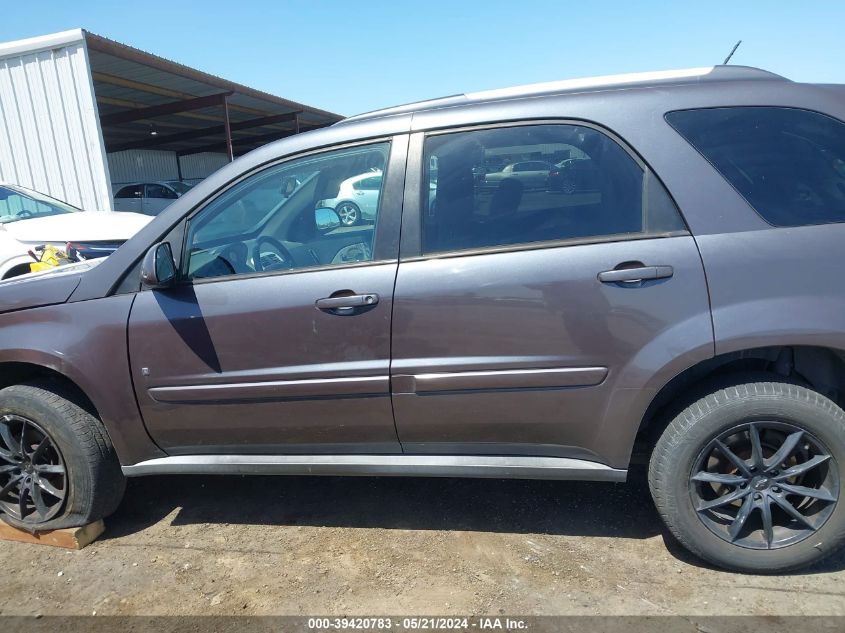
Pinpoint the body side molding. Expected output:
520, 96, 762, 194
392, 367, 608, 394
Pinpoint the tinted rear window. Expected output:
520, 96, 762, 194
666, 107, 845, 227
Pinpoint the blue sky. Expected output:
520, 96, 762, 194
1, 1, 843, 116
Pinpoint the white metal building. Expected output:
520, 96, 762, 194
0, 29, 340, 211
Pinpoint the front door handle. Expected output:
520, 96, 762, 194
598, 265, 674, 284
316, 293, 379, 313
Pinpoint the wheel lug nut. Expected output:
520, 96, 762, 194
754, 493, 763, 500
772, 486, 780, 493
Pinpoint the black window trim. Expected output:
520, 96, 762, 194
399, 118, 690, 262
665, 105, 845, 229
171, 134, 406, 287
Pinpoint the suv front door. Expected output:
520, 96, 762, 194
391, 123, 713, 468
127, 137, 407, 454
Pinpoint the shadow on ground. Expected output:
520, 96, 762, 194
105, 467, 660, 540
102, 467, 845, 574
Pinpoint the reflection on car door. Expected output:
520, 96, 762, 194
390, 124, 713, 468
354, 175, 382, 221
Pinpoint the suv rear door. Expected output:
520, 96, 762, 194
390, 122, 713, 468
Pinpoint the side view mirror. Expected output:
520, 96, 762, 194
315, 207, 341, 232
280, 176, 300, 197
140, 242, 176, 289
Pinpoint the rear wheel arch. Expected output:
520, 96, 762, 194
635, 345, 845, 457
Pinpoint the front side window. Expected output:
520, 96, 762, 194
666, 107, 845, 227
0, 185, 78, 224
422, 124, 685, 254
184, 142, 389, 281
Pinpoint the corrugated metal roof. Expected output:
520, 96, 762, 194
0, 28, 343, 213
82, 31, 341, 157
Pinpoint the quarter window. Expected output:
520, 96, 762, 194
184, 142, 390, 281
421, 124, 684, 254
666, 107, 845, 227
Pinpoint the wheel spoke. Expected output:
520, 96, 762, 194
30, 481, 49, 518
697, 486, 750, 511
779, 482, 837, 503
761, 496, 774, 548
35, 476, 64, 500
729, 494, 756, 541
34, 463, 65, 475
715, 440, 752, 477
18, 482, 30, 519
30, 437, 50, 462
0, 473, 23, 497
691, 471, 747, 486
19, 419, 30, 456
0, 464, 18, 474
0, 447, 15, 462
770, 493, 816, 530
765, 430, 804, 470
0, 422, 21, 456
749, 424, 765, 470
775, 454, 831, 480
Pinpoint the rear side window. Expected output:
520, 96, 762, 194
115, 185, 142, 199
146, 184, 178, 199
666, 107, 845, 227
422, 124, 685, 255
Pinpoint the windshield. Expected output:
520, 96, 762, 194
0, 185, 79, 224
165, 181, 193, 195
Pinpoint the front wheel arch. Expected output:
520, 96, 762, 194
0, 362, 100, 425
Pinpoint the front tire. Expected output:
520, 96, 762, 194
0, 381, 125, 531
649, 381, 845, 573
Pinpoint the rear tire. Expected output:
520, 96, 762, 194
336, 202, 360, 226
0, 380, 125, 531
649, 381, 845, 573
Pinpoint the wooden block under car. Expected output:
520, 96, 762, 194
0, 519, 104, 549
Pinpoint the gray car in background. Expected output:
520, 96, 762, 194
113, 180, 194, 216
2, 65, 845, 573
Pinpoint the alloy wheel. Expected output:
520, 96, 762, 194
0, 414, 67, 523
336, 203, 359, 226
689, 421, 838, 550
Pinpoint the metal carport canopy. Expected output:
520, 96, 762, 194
84, 31, 342, 160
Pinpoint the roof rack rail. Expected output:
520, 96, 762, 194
341, 65, 787, 124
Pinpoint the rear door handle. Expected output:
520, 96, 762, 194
598, 265, 674, 284
316, 293, 379, 313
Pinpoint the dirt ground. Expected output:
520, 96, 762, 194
1, 468, 845, 617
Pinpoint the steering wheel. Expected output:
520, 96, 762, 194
252, 235, 295, 272
15, 210, 34, 219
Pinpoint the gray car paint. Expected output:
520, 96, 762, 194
0, 67, 842, 475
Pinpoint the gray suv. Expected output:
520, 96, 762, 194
2, 65, 845, 573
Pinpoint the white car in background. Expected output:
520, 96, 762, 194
113, 180, 194, 216
319, 170, 383, 226
0, 183, 151, 279
484, 160, 554, 189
